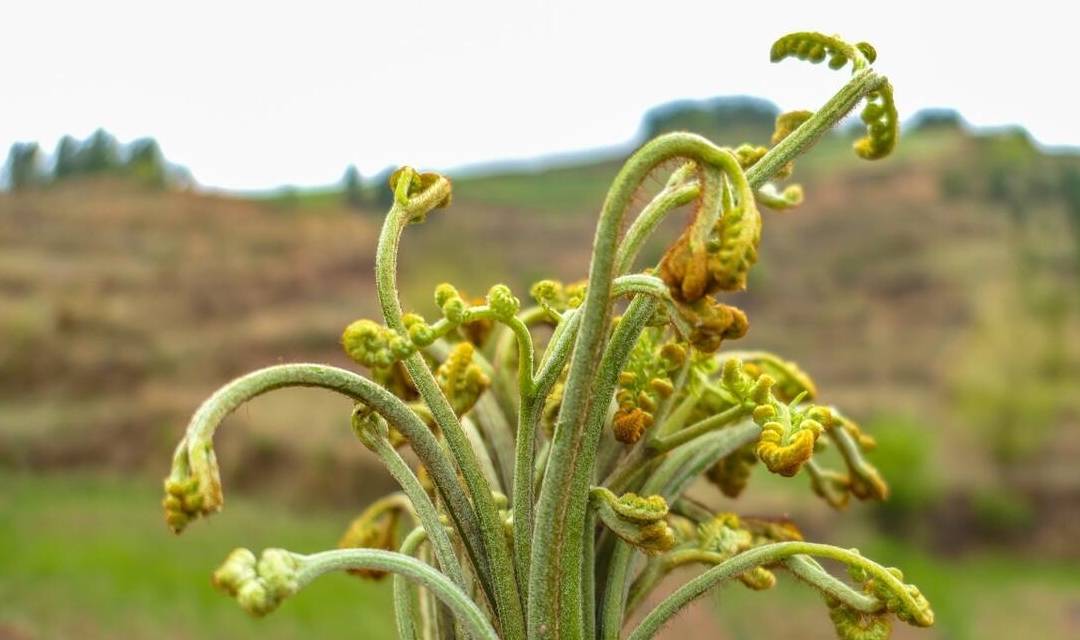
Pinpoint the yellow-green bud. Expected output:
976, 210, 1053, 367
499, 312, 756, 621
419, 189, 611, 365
434, 283, 460, 308
487, 284, 520, 320
212, 548, 300, 617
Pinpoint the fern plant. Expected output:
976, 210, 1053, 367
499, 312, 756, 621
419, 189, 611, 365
163, 31, 932, 640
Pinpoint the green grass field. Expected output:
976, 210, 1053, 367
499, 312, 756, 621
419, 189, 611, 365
3, 471, 1079, 639
0, 471, 396, 640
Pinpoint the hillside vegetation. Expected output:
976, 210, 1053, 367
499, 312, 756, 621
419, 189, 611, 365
6, 104, 1077, 496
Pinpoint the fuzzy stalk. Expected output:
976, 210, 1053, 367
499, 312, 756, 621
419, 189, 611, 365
376, 178, 525, 639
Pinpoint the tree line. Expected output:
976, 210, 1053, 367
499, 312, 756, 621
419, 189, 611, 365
2, 129, 186, 191
340, 164, 397, 211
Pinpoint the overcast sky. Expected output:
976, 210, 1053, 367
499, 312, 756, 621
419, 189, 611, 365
3, 1, 1075, 191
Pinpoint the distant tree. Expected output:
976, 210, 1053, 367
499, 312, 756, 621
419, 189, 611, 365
3, 142, 44, 190
126, 138, 167, 188
909, 108, 965, 132
1061, 166, 1080, 223
1061, 166, 1080, 256
76, 128, 120, 174
53, 135, 81, 180
372, 166, 396, 210
641, 96, 778, 141
343, 164, 364, 209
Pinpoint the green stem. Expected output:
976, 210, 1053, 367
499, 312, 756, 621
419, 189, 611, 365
369, 430, 466, 591
512, 309, 581, 588
624, 556, 670, 618
394, 527, 429, 640
294, 548, 499, 640
472, 393, 516, 492
582, 513, 598, 640
746, 68, 885, 188
463, 416, 503, 491
171, 363, 486, 587
652, 421, 762, 501
553, 296, 659, 638
529, 133, 747, 640
783, 555, 881, 612
492, 307, 547, 420
615, 172, 700, 275
626, 541, 932, 640
646, 405, 749, 452
599, 421, 761, 639
611, 274, 692, 338
376, 183, 525, 639
598, 541, 635, 640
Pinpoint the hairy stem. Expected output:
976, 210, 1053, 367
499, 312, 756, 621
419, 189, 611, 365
746, 68, 885, 188
646, 405, 749, 452
627, 541, 931, 640
394, 527, 429, 640
599, 421, 761, 639
171, 363, 486, 585
293, 548, 499, 640
376, 181, 525, 638
561, 296, 659, 637
368, 431, 467, 592
512, 309, 580, 589
529, 133, 744, 640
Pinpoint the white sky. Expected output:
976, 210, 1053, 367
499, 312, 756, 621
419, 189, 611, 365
3, 0, 1075, 191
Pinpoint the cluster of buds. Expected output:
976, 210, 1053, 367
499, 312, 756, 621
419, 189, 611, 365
705, 440, 758, 498
162, 437, 223, 534
212, 548, 301, 617
529, 279, 586, 320
754, 401, 830, 477
612, 330, 687, 444
695, 513, 779, 590
436, 342, 491, 417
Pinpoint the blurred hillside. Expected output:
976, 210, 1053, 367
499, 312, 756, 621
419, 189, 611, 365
3, 98, 1080, 638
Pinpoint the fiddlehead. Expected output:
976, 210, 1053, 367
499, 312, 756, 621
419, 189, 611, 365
436, 342, 491, 417
854, 81, 898, 160
658, 154, 762, 303
627, 542, 933, 640
612, 329, 687, 444
754, 398, 829, 477
710, 357, 829, 477
770, 32, 874, 71
214, 547, 501, 640
827, 599, 892, 640
590, 487, 676, 554
213, 548, 301, 617
336, 493, 412, 580
163, 437, 222, 533
770, 32, 897, 161
755, 182, 804, 210
529, 278, 586, 321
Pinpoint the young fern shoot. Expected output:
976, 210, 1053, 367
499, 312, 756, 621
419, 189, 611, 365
163, 31, 929, 640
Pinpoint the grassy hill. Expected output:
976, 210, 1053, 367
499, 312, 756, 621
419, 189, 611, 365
4, 104, 1080, 496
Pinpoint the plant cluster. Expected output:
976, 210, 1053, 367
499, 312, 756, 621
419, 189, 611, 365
163, 31, 933, 640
